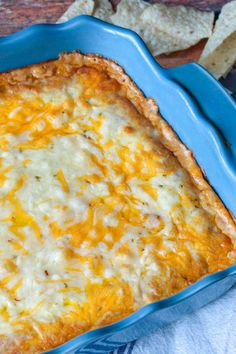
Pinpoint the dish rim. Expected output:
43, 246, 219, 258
0, 15, 236, 354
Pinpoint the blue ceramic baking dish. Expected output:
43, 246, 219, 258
0, 15, 236, 354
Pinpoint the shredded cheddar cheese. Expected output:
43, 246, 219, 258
0, 58, 233, 354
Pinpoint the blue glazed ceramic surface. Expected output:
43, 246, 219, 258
0, 16, 235, 354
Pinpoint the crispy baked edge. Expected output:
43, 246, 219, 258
1, 51, 236, 353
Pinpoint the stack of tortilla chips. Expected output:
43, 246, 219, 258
58, 0, 236, 79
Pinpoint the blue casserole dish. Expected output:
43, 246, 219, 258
0, 15, 236, 354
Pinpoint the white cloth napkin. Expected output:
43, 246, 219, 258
112, 284, 236, 354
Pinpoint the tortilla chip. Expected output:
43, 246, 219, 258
111, 0, 214, 55
57, 0, 94, 23
199, 0, 236, 79
93, 0, 114, 21
111, 0, 150, 31
142, 28, 190, 55
141, 3, 214, 55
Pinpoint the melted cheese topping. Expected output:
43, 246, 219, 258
0, 65, 233, 352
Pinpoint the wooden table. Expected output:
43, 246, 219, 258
0, 0, 206, 68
